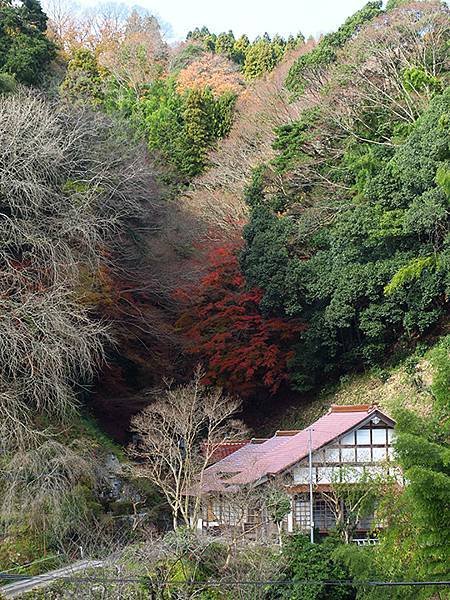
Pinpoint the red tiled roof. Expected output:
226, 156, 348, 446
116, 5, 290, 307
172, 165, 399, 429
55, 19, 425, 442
208, 441, 251, 463
199, 435, 290, 493
200, 405, 392, 493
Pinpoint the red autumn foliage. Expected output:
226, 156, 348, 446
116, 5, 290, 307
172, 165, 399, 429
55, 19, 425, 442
176, 244, 304, 397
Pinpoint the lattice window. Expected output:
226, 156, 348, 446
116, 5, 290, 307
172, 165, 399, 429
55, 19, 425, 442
356, 447, 371, 463
341, 447, 356, 462
247, 507, 262, 525
294, 495, 311, 530
221, 502, 242, 526
314, 497, 336, 530
210, 500, 222, 521
324, 447, 339, 463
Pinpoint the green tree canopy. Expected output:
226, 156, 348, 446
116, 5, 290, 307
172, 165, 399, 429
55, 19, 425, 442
286, 1, 382, 94
61, 48, 110, 106
0, 0, 55, 85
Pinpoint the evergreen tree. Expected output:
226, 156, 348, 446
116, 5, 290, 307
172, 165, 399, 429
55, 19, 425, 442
181, 87, 216, 176
392, 338, 450, 580
0, 0, 56, 85
61, 48, 110, 106
233, 34, 250, 65
243, 39, 279, 80
215, 31, 236, 59
338, 337, 450, 599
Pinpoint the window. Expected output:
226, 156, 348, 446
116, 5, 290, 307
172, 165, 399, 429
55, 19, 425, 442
341, 432, 355, 445
293, 466, 309, 484
313, 449, 325, 463
314, 497, 336, 531
325, 447, 339, 462
294, 495, 311, 530
372, 447, 387, 461
365, 464, 387, 477
357, 513, 375, 531
342, 466, 364, 483
222, 502, 242, 526
295, 495, 337, 532
317, 466, 336, 484
341, 447, 355, 462
356, 429, 370, 445
372, 428, 387, 444
211, 500, 221, 521
356, 447, 371, 463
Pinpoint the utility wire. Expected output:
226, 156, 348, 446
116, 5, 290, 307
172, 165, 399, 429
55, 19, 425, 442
0, 555, 58, 574
1, 573, 449, 587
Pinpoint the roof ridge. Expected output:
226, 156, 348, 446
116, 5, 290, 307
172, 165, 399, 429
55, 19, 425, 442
275, 429, 301, 436
216, 440, 251, 445
329, 403, 378, 413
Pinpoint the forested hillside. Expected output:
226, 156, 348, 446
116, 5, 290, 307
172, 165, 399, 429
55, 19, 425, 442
0, 0, 449, 597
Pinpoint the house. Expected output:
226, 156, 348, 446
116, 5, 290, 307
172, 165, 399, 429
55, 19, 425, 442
195, 404, 400, 540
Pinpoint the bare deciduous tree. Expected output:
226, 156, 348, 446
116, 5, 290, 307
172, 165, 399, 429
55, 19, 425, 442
0, 90, 154, 451
129, 367, 246, 530
45, 0, 169, 84
323, 1, 450, 143
98, 10, 168, 89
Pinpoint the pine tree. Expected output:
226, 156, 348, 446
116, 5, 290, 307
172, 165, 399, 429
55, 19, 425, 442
243, 39, 279, 80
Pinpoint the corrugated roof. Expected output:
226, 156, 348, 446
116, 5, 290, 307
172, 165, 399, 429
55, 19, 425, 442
200, 405, 392, 492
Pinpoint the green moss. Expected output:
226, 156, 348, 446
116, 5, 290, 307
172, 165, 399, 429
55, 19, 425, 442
63, 413, 127, 462
0, 532, 62, 578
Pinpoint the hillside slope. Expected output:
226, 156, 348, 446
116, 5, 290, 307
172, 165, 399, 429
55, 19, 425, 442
276, 333, 449, 433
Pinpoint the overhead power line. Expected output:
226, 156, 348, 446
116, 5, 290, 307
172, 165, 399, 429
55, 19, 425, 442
1, 573, 449, 587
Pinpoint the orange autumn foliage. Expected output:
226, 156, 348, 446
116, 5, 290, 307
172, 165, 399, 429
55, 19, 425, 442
176, 52, 245, 96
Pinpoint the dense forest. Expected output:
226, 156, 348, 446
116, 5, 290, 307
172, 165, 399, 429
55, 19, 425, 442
0, 0, 449, 598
